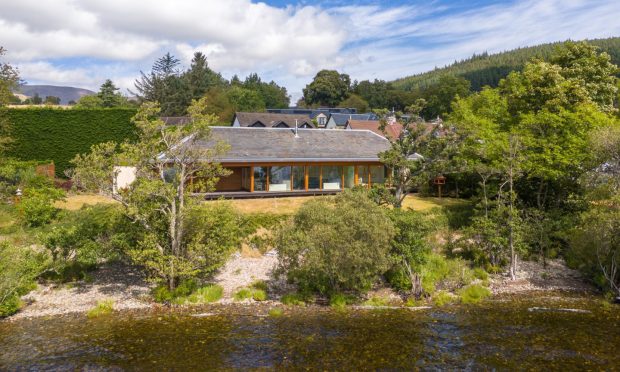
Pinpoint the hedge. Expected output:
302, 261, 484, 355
3, 107, 138, 177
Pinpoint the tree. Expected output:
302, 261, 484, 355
133, 53, 190, 116
276, 191, 394, 294
98, 79, 128, 108
226, 86, 265, 112
422, 75, 470, 119
338, 94, 369, 113
302, 70, 351, 107
44, 96, 61, 105
31, 93, 42, 105
71, 97, 231, 289
75, 95, 104, 108
0, 47, 20, 106
183, 52, 225, 101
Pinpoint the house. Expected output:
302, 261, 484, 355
345, 120, 404, 140
189, 126, 392, 196
325, 113, 378, 129
266, 107, 358, 128
232, 112, 314, 128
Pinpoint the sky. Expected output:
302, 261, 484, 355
1, 0, 619, 102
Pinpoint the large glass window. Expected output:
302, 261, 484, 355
269, 166, 291, 191
253, 166, 268, 191
344, 166, 355, 188
322, 166, 342, 190
308, 166, 320, 190
357, 165, 369, 187
292, 166, 305, 190
370, 165, 385, 186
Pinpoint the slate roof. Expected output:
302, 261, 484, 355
347, 120, 403, 139
195, 126, 390, 163
266, 107, 357, 118
161, 116, 192, 125
329, 113, 378, 126
233, 112, 314, 128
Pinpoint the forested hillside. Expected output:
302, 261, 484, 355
392, 37, 620, 91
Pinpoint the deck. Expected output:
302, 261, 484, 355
197, 190, 342, 200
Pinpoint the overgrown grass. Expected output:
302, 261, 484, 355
152, 280, 223, 305
234, 288, 253, 301
268, 307, 284, 317
459, 284, 491, 304
473, 268, 489, 280
363, 296, 390, 307
281, 293, 307, 306
432, 291, 457, 306
87, 299, 114, 318
184, 285, 224, 304
329, 293, 356, 309
234, 281, 269, 302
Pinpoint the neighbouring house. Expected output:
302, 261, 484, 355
189, 126, 394, 196
231, 112, 314, 128
345, 119, 404, 139
266, 107, 358, 128
325, 113, 378, 129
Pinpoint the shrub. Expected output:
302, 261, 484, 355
329, 293, 355, 309
268, 307, 284, 317
234, 288, 253, 301
152, 285, 173, 303
87, 299, 114, 318
250, 280, 268, 292
473, 268, 489, 281
186, 285, 223, 304
0, 242, 47, 317
19, 186, 65, 227
281, 293, 306, 306
252, 289, 267, 301
432, 291, 456, 307
276, 191, 394, 295
363, 296, 390, 307
459, 284, 491, 304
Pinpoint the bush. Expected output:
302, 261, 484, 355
473, 268, 489, 281
250, 280, 268, 292
329, 293, 352, 309
281, 293, 307, 306
234, 288, 253, 301
185, 285, 223, 304
0, 242, 47, 317
87, 299, 114, 318
152, 282, 223, 304
252, 289, 267, 301
19, 186, 65, 227
276, 191, 394, 295
432, 291, 456, 307
459, 284, 491, 304
268, 307, 284, 317
152, 285, 173, 303
363, 296, 390, 307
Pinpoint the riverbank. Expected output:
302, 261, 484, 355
4, 252, 597, 321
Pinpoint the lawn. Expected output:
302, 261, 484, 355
55, 194, 118, 210
209, 194, 468, 215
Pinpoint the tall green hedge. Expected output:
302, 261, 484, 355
3, 108, 137, 177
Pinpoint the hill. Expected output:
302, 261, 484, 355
16, 85, 95, 104
392, 37, 620, 92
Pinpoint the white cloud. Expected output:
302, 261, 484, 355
1, 0, 618, 101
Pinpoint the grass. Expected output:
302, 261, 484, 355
185, 285, 224, 304
473, 268, 489, 281
459, 284, 492, 304
281, 293, 307, 306
432, 291, 457, 306
362, 296, 390, 307
55, 194, 117, 211
268, 307, 284, 317
234, 281, 269, 302
329, 293, 356, 309
87, 299, 114, 318
215, 194, 467, 216
233, 288, 253, 301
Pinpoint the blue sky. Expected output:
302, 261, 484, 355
1, 0, 619, 101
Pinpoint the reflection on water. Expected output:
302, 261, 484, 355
1, 294, 619, 370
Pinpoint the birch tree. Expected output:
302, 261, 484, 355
71, 97, 230, 289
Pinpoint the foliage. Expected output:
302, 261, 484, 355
392, 37, 620, 93
86, 299, 114, 318
72, 99, 231, 289
459, 284, 491, 304
268, 307, 284, 317
3, 107, 137, 176
0, 47, 20, 107
338, 94, 369, 112
280, 293, 307, 306
276, 191, 394, 295
226, 86, 265, 112
233, 283, 267, 301
362, 296, 390, 307
76, 80, 131, 108
152, 279, 223, 304
0, 242, 47, 317
42, 204, 134, 276
421, 75, 471, 119
234, 288, 253, 301
432, 290, 457, 307
302, 70, 351, 107
329, 293, 355, 309
19, 185, 65, 227
473, 268, 489, 281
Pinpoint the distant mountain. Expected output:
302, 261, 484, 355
392, 37, 620, 92
16, 85, 95, 105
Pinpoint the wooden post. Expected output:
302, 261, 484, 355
354, 166, 358, 186
250, 166, 254, 192
319, 166, 322, 190
341, 166, 345, 190
304, 166, 309, 191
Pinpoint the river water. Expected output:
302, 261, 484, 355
1, 293, 618, 370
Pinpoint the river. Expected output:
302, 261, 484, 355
1, 292, 618, 370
